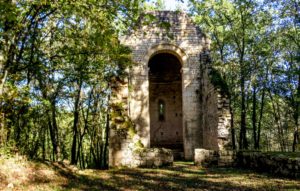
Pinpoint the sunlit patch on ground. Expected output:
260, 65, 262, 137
0, 155, 299, 191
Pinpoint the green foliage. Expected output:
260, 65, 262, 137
1, 0, 299, 170
0, 0, 144, 168
128, 125, 137, 138
134, 140, 144, 149
143, 0, 166, 11
110, 102, 136, 138
191, 0, 300, 151
209, 68, 229, 96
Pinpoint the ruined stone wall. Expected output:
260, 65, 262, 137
118, 11, 208, 161
200, 60, 231, 151
109, 11, 231, 167
194, 148, 236, 167
237, 151, 300, 178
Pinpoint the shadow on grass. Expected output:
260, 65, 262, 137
41, 161, 300, 191
43, 161, 118, 191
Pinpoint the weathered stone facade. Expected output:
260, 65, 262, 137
194, 149, 236, 167
109, 11, 231, 167
194, 149, 300, 178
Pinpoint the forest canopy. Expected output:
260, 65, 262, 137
0, 0, 142, 168
0, 0, 299, 169
190, 0, 299, 152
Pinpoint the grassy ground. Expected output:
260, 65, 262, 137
0, 155, 299, 191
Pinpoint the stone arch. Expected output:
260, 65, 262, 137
144, 43, 188, 66
147, 45, 185, 158
109, 11, 232, 167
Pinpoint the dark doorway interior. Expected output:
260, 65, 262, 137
148, 53, 183, 151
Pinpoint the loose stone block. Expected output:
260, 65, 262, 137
195, 149, 217, 166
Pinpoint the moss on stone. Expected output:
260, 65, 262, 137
134, 140, 144, 149
110, 102, 135, 135
209, 68, 229, 96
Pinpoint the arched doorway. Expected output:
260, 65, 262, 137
148, 53, 183, 152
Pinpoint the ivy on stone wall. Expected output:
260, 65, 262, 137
110, 101, 145, 151
110, 102, 135, 138
208, 68, 229, 96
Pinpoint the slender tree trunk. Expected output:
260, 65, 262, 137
0, 0, 14, 97
269, 91, 286, 151
99, 143, 104, 168
47, 115, 55, 160
240, 74, 248, 150
275, 100, 286, 151
42, 125, 46, 160
71, 81, 82, 165
76, 89, 92, 165
293, 131, 299, 152
36, 73, 60, 160
15, 113, 21, 147
266, 133, 270, 151
0, 70, 8, 97
256, 87, 266, 150
292, 73, 300, 151
51, 102, 60, 160
252, 85, 257, 149
71, 111, 79, 164
46, 102, 59, 161
103, 94, 110, 169
76, 136, 83, 167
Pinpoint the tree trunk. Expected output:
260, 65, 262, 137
256, 87, 266, 150
71, 111, 79, 164
76, 89, 92, 165
0, 70, 8, 97
42, 125, 46, 160
229, 103, 236, 150
71, 81, 82, 165
239, 74, 248, 150
275, 100, 286, 151
51, 103, 60, 160
103, 94, 110, 169
252, 85, 257, 149
269, 91, 286, 151
46, 102, 59, 161
292, 131, 299, 152
292, 73, 300, 151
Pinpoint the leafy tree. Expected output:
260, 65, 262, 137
190, 0, 300, 151
0, 0, 142, 167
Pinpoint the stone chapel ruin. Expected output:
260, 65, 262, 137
109, 11, 231, 167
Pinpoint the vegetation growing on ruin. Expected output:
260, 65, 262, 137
208, 67, 229, 96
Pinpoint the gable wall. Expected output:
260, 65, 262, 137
109, 11, 231, 167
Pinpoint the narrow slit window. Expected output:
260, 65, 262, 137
158, 100, 165, 121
